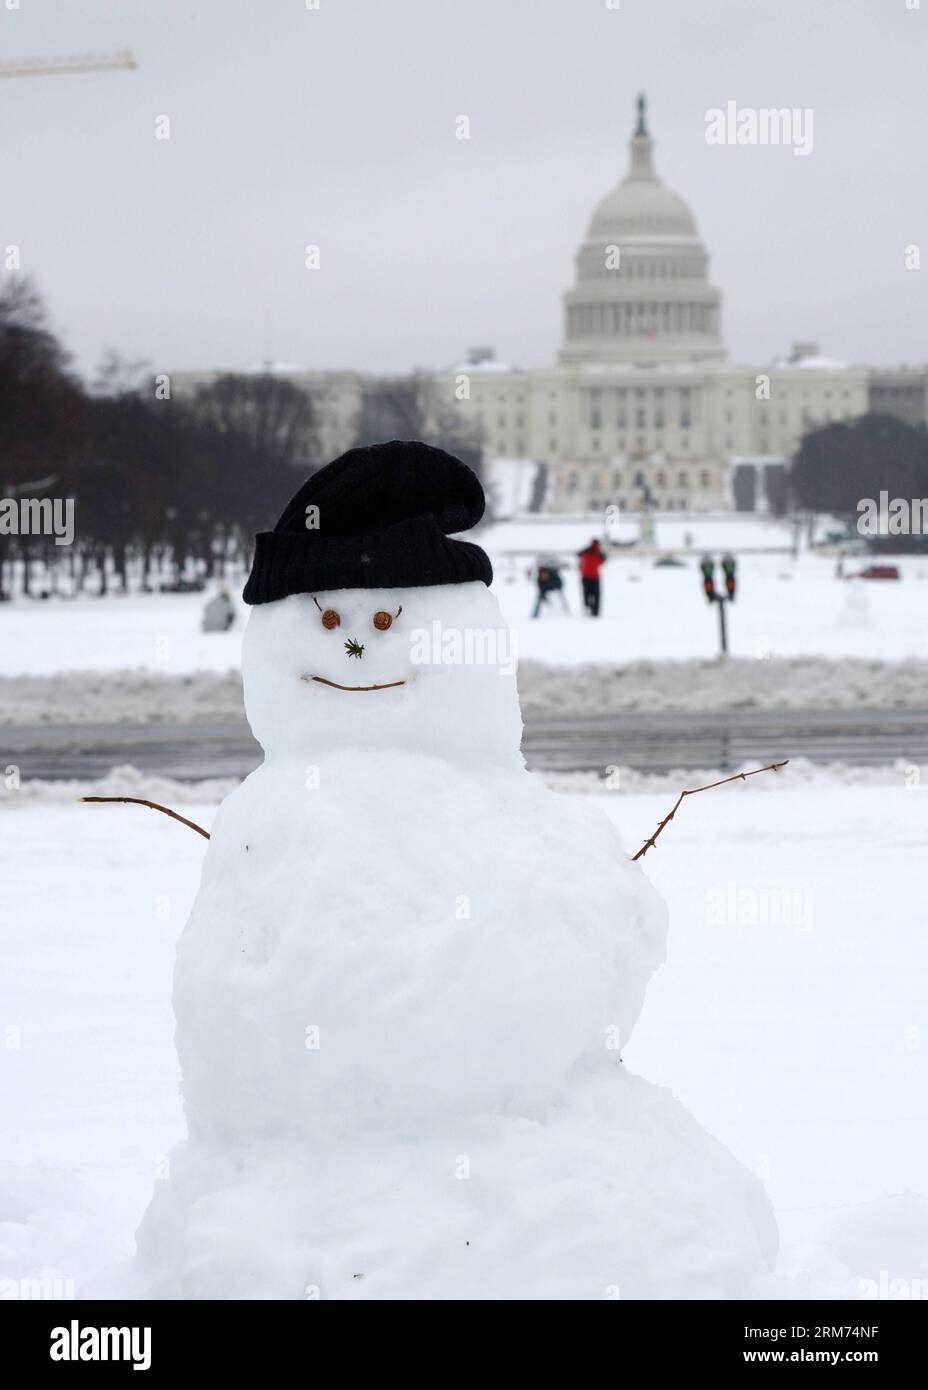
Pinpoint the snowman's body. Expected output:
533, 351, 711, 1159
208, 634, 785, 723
135, 581, 777, 1299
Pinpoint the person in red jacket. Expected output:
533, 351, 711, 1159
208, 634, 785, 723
577, 539, 606, 616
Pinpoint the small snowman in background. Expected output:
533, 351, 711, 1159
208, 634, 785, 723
837, 578, 874, 629
130, 441, 777, 1300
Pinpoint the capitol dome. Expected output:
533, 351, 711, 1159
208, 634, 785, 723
561, 96, 724, 365
588, 180, 698, 240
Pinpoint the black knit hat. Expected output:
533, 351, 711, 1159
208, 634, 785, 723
243, 440, 493, 604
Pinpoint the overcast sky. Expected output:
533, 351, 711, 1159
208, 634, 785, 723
3, 0, 925, 379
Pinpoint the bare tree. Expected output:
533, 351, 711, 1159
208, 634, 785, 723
90, 348, 152, 397
353, 371, 485, 488
192, 373, 319, 472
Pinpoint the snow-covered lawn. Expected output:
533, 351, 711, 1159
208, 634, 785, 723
2, 516, 927, 676
495, 551, 928, 665
2, 767, 926, 1297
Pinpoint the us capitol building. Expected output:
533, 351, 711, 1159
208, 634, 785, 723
176, 96, 926, 515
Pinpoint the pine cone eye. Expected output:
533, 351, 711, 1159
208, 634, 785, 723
321, 609, 340, 630
372, 610, 393, 631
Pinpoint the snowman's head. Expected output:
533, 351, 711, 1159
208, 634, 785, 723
241, 441, 523, 768
242, 581, 522, 766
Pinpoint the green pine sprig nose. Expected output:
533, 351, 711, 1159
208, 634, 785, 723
344, 638, 365, 659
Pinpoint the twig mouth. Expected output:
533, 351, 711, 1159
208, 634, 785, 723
303, 675, 407, 692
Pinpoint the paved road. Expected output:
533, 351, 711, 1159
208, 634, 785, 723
4, 708, 928, 780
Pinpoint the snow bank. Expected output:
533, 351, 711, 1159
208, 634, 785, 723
0, 763, 239, 808
5, 654, 928, 727
543, 757, 928, 796
0, 670, 244, 726
2, 756, 920, 812
518, 656, 928, 716
779, 1195, 928, 1300
0, 1166, 116, 1301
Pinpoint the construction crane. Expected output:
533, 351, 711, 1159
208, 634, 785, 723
0, 49, 136, 80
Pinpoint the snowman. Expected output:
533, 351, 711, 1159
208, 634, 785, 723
133, 441, 777, 1299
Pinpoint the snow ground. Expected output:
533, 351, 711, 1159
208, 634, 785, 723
2, 766, 926, 1299
2, 516, 927, 677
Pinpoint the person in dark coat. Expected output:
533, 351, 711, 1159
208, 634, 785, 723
577, 539, 606, 616
532, 557, 569, 618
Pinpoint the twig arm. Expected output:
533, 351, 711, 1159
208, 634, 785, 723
79, 762, 788, 857
79, 796, 211, 840
631, 790, 685, 862
631, 759, 788, 862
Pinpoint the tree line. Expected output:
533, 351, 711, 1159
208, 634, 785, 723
0, 278, 481, 598
789, 412, 928, 547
